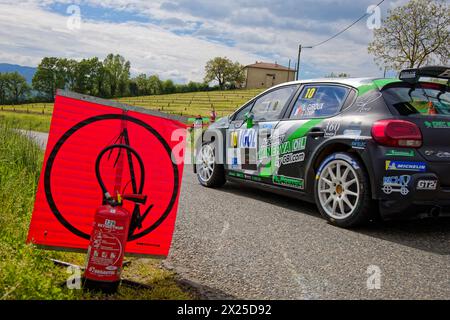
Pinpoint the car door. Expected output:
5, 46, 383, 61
268, 84, 351, 190
226, 85, 299, 180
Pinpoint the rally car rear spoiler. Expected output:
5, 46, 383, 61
399, 66, 450, 83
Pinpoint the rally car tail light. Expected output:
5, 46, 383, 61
371, 120, 422, 148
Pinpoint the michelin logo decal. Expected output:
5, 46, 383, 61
385, 161, 426, 172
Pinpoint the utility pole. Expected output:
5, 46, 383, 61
296, 44, 312, 81
287, 59, 291, 82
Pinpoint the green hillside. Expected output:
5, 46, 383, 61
0, 89, 265, 125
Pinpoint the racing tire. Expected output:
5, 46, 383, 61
196, 142, 226, 188
314, 152, 375, 228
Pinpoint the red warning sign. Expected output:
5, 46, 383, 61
27, 91, 187, 257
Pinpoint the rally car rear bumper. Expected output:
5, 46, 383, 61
379, 173, 450, 220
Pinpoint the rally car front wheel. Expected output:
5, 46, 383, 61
314, 152, 374, 228
196, 142, 226, 188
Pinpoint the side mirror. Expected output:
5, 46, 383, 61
244, 112, 254, 129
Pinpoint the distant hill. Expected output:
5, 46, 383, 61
0, 63, 36, 83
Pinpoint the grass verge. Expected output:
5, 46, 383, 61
0, 112, 51, 133
0, 125, 192, 300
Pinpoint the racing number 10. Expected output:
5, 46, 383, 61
304, 88, 317, 99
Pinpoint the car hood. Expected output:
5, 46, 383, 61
208, 116, 230, 129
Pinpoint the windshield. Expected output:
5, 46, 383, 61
382, 82, 450, 116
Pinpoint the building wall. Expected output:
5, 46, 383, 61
245, 68, 296, 89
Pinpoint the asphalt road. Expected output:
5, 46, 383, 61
27, 131, 450, 300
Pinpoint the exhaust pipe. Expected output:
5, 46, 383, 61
430, 206, 442, 218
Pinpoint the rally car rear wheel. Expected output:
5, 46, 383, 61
196, 142, 226, 188
314, 152, 374, 228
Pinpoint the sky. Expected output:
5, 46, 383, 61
0, 0, 408, 83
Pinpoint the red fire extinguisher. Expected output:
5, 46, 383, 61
83, 144, 147, 293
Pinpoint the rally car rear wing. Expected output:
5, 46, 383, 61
399, 66, 450, 83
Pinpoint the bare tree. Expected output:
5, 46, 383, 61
368, 0, 449, 71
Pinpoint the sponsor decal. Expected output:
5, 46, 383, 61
260, 123, 274, 129
276, 152, 305, 166
400, 70, 417, 79
231, 157, 239, 168
258, 136, 307, 160
228, 148, 241, 169
231, 131, 239, 148
416, 180, 438, 191
356, 92, 382, 113
316, 154, 360, 179
343, 129, 362, 137
382, 175, 411, 195
324, 121, 341, 137
228, 171, 245, 178
437, 151, 450, 158
273, 175, 305, 189
385, 161, 426, 172
229, 171, 263, 182
302, 103, 324, 116
424, 121, 450, 129
385, 149, 415, 157
424, 150, 450, 158
239, 129, 257, 148
351, 140, 367, 150
439, 69, 450, 77
251, 176, 262, 182
259, 119, 323, 178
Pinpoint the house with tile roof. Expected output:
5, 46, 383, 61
244, 62, 296, 89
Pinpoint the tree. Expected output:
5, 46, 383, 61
227, 62, 246, 89
8, 72, 30, 104
0, 73, 12, 104
148, 75, 163, 95
368, 0, 449, 71
32, 57, 61, 100
135, 73, 149, 96
162, 79, 176, 94
204, 57, 245, 90
103, 54, 131, 97
325, 72, 350, 78
57, 58, 77, 90
73, 58, 104, 96
90, 58, 108, 97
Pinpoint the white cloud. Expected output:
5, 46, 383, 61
0, 0, 407, 81
0, 1, 263, 82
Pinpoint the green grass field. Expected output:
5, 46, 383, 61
0, 125, 192, 300
0, 89, 264, 132
0, 112, 51, 133
117, 89, 264, 118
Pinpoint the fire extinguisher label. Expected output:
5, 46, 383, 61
84, 209, 130, 282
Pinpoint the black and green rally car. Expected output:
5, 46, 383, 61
195, 66, 450, 228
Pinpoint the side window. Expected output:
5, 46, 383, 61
233, 101, 254, 121
251, 85, 298, 122
289, 85, 349, 119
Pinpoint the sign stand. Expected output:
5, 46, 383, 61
50, 259, 154, 291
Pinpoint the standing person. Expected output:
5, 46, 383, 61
210, 108, 217, 123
